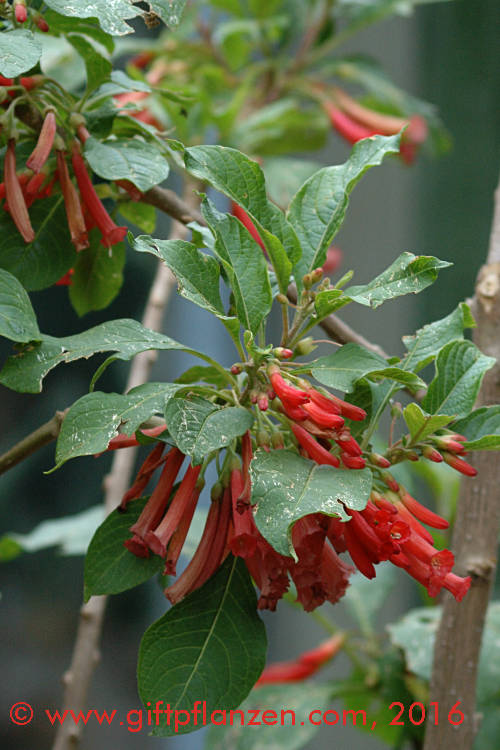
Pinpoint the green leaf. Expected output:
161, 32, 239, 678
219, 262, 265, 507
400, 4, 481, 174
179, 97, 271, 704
68, 34, 111, 92
403, 403, 454, 443
165, 395, 254, 465
388, 602, 500, 707
344, 252, 452, 309
184, 145, 300, 293
69, 233, 125, 316
175, 365, 232, 389
422, 340, 495, 417
0, 30, 42, 77
84, 137, 169, 192
0, 195, 76, 291
119, 202, 156, 233
4, 505, 104, 559
314, 288, 349, 319
311, 342, 426, 394
201, 198, 272, 334
233, 99, 329, 156
55, 384, 180, 466
263, 157, 323, 208
287, 134, 400, 291
147, 0, 187, 27
84, 497, 164, 600
43, 0, 141, 36
402, 302, 475, 372
452, 406, 500, 451
206, 682, 332, 750
251, 449, 372, 557
0, 319, 187, 394
131, 235, 235, 323
43, 10, 115, 53
137, 556, 267, 737
0, 268, 40, 343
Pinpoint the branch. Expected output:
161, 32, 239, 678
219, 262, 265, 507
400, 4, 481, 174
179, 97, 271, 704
51, 189, 194, 750
142, 184, 204, 225
423, 177, 500, 750
0, 410, 67, 476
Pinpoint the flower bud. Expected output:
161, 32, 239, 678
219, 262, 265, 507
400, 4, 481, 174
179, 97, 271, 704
294, 337, 317, 356
230, 363, 242, 375
14, 0, 27, 23
274, 347, 294, 359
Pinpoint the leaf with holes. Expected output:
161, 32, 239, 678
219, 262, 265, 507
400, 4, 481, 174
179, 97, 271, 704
165, 395, 254, 465
137, 556, 266, 736
55, 384, 180, 467
251, 449, 372, 557
0, 30, 42, 77
84, 137, 169, 192
0, 319, 189, 394
344, 252, 451, 309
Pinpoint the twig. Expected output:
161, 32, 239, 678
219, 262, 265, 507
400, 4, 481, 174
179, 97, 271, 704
286, 283, 389, 358
142, 185, 204, 226
423, 177, 500, 750
0, 410, 67, 476
51, 189, 194, 750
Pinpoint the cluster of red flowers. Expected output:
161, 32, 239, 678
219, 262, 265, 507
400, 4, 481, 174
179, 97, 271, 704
0, 91, 127, 282
269, 365, 367, 470
323, 87, 428, 164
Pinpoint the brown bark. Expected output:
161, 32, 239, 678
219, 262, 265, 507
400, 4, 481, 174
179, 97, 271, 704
423, 179, 500, 750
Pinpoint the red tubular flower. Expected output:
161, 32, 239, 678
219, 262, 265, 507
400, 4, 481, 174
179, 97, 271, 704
325, 104, 377, 144
56, 150, 90, 252
343, 520, 376, 578
340, 453, 366, 470
27, 111, 56, 173
165, 489, 232, 604
145, 464, 202, 558
268, 367, 309, 407
231, 201, 265, 251
291, 423, 340, 467
422, 445, 444, 463
229, 469, 258, 558
54, 269, 74, 286
105, 424, 166, 451
163, 476, 204, 576
303, 401, 345, 430
115, 179, 142, 201
14, 1, 28, 23
335, 431, 362, 457
256, 634, 344, 685
434, 435, 467, 454
391, 498, 435, 545
124, 447, 184, 556
120, 441, 166, 508
442, 572, 471, 602
442, 451, 477, 477
71, 143, 127, 247
4, 140, 35, 243
399, 490, 449, 530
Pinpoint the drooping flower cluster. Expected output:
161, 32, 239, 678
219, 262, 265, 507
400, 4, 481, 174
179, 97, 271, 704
323, 87, 428, 164
0, 88, 127, 270
114, 363, 474, 611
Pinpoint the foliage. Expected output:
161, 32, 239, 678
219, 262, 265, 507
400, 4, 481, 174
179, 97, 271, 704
0, 1, 496, 749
